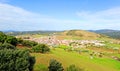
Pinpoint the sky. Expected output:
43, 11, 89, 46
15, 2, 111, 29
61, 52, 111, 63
0, 0, 120, 31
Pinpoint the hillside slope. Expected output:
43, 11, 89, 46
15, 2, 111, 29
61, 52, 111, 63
89, 29, 120, 39
57, 30, 105, 40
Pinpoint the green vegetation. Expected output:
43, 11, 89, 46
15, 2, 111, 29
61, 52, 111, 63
0, 49, 35, 71
32, 48, 120, 71
0, 31, 18, 46
103, 41, 120, 49
1, 30, 120, 71
48, 59, 64, 71
0, 32, 35, 71
0, 32, 7, 43
32, 44, 50, 53
35, 64, 48, 71
21, 40, 38, 47
93, 30, 120, 39
0, 43, 16, 49
5, 35, 18, 46
66, 65, 84, 71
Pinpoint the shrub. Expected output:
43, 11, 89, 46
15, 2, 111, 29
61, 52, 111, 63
5, 36, 18, 46
0, 49, 35, 71
0, 43, 16, 50
66, 65, 84, 71
17, 38, 23, 44
0, 32, 7, 43
32, 44, 50, 53
21, 40, 38, 47
48, 59, 64, 71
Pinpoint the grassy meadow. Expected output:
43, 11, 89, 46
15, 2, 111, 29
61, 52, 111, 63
31, 48, 120, 71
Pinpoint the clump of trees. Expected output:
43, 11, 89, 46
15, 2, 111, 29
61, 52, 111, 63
5, 35, 18, 46
21, 40, 38, 47
32, 44, 50, 53
48, 59, 64, 71
0, 32, 7, 43
0, 43, 16, 50
0, 32, 17, 46
0, 31, 35, 71
0, 49, 35, 71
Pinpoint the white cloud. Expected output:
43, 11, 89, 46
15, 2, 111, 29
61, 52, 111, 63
1, 3, 120, 31
0, 3, 81, 31
76, 7, 120, 30
77, 7, 120, 24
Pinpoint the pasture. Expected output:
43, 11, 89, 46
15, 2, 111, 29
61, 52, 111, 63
31, 48, 120, 71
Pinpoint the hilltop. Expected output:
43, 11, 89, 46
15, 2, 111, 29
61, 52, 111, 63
56, 30, 107, 40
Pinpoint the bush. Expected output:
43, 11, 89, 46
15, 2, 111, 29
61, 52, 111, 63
0, 43, 16, 50
0, 49, 35, 71
32, 44, 50, 53
0, 32, 7, 43
21, 40, 38, 47
17, 38, 23, 44
5, 36, 18, 46
48, 59, 64, 71
66, 65, 84, 71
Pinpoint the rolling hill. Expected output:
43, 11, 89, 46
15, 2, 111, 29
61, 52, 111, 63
4, 29, 109, 40
56, 30, 107, 40
89, 29, 120, 39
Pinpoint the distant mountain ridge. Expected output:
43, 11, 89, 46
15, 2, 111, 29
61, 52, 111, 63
3, 29, 120, 39
89, 29, 120, 33
89, 29, 120, 39
3, 30, 62, 36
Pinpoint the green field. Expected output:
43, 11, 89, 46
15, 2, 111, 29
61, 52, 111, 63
31, 48, 120, 71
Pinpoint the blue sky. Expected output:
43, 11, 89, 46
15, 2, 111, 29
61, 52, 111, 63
0, 0, 120, 31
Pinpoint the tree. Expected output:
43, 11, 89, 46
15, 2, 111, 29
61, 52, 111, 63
48, 59, 64, 71
66, 65, 84, 71
0, 32, 7, 43
0, 43, 16, 50
5, 36, 18, 46
32, 44, 50, 53
0, 49, 35, 71
21, 40, 38, 47
17, 38, 23, 44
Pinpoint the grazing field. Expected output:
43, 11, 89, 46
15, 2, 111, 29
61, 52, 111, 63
31, 48, 120, 71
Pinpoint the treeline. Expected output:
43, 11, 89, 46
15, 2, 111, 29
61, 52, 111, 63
4, 30, 62, 36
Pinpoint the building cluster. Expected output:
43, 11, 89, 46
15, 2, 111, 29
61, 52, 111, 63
26, 36, 105, 48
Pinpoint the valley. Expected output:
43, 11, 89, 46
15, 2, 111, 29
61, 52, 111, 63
16, 30, 120, 71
